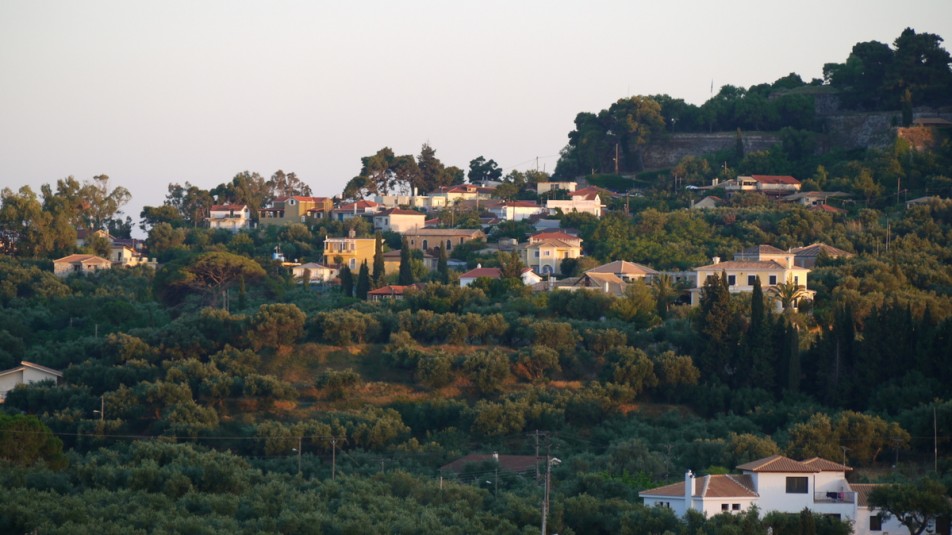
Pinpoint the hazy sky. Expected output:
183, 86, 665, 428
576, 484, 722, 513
2, 0, 951, 232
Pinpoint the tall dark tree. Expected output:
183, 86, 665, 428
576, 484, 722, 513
467, 156, 503, 184
267, 170, 312, 198
372, 232, 385, 288
339, 265, 354, 297
356, 261, 370, 300
696, 272, 734, 380
745, 277, 776, 391
417, 143, 457, 193
437, 244, 449, 284
398, 236, 413, 286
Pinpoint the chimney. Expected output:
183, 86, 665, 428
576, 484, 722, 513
685, 470, 695, 510
476, 263, 482, 269
712, 256, 720, 265
492, 452, 499, 462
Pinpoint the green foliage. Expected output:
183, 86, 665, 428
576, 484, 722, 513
0, 413, 66, 469
869, 479, 952, 535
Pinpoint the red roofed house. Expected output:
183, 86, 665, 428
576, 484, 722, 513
518, 233, 584, 276
440, 453, 539, 477
640, 455, 903, 535
546, 187, 605, 216
790, 243, 854, 268
367, 285, 412, 302
331, 200, 382, 222
459, 265, 502, 287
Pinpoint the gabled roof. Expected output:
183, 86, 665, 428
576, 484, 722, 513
640, 474, 758, 499
529, 231, 580, 243
499, 201, 542, 208
0, 361, 63, 379
809, 204, 846, 214
296, 262, 335, 270
849, 484, 881, 508
738, 244, 788, 256
441, 453, 539, 474
587, 260, 657, 277
572, 186, 611, 199
751, 175, 801, 185
521, 239, 581, 250
404, 228, 484, 237
378, 208, 425, 217
335, 200, 380, 211
790, 243, 853, 259
460, 267, 502, 280
54, 254, 112, 265
368, 285, 411, 296
211, 204, 247, 211
736, 454, 819, 473
801, 457, 852, 472
695, 260, 788, 271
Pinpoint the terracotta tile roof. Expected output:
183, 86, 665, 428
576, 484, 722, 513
736, 454, 818, 473
368, 285, 410, 296
211, 204, 247, 211
695, 260, 788, 271
54, 254, 112, 265
640, 474, 758, 498
809, 204, 846, 214
587, 260, 657, 276
530, 231, 580, 242
849, 483, 880, 508
404, 228, 483, 237
380, 208, 425, 216
14, 361, 63, 377
500, 201, 542, 208
336, 200, 380, 211
441, 454, 539, 474
521, 239, 581, 249
460, 267, 501, 279
572, 186, 611, 198
751, 175, 801, 185
801, 457, 852, 472
738, 244, 788, 256
791, 243, 852, 259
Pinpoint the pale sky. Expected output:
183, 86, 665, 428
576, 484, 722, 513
2, 0, 951, 234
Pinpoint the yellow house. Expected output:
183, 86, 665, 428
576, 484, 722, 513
403, 228, 486, 253
259, 196, 334, 227
691, 245, 814, 309
322, 235, 376, 271
518, 233, 583, 276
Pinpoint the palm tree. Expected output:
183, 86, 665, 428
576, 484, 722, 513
650, 273, 679, 319
769, 277, 807, 312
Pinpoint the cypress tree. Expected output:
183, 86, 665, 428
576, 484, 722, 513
437, 244, 449, 284
340, 266, 354, 297
372, 232, 385, 287
356, 261, 370, 299
398, 236, 413, 285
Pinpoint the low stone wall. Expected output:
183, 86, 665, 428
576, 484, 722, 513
642, 132, 780, 170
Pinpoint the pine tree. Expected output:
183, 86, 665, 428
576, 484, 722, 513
372, 232, 385, 288
356, 261, 370, 299
398, 236, 413, 285
340, 266, 354, 297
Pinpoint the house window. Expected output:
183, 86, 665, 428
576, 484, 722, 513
747, 275, 756, 286
869, 515, 882, 531
544, 251, 551, 257
349, 259, 357, 270
732, 504, 741, 511
535, 251, 540, 258
769, 275, 777, 285
420, 240, 426, 249
721, 504, 729, 511
446, 240, 452, 249
727, 275, 736, 286
786, 477, 808, 494
794, 276, 799, 286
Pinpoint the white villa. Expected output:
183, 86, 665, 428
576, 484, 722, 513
640, 455, 903, 535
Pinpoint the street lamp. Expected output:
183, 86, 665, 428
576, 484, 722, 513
291, 437, 302, 475
92, 395, 104, 421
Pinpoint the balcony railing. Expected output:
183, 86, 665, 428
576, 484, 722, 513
814, 491, 856, 504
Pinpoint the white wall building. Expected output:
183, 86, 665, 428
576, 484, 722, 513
0, 361, 63, 402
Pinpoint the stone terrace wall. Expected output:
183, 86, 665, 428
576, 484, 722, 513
642, 132, 780, 170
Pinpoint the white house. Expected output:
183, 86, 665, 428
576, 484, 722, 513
53, 254, 112, 278
373, 208, 426, 233
208, 204, 252, 232
0, 361, 63, 402
490, 201, 549, 222
640, 455, 904, 535
291, 262, 339, 283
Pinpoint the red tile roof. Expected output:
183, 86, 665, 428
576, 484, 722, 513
640, 474, 758, 498
801, 457, 852, 472
736, 454, 818, 473
460, 267, 502, 279
54, 254, 112, 265
530, 231, 580, 242
440, 454, 539, 474
367, 285, 411, 296
211, 204, 247, 211
751, 175, 801, 185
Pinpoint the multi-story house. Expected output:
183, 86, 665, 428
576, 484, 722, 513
331, 200, 382, 222
518, 231, 583, 276
490, 201, 549, 222
322, 233, 376, 271
373, 208, 426, 233
258, 196, 333, 227
640, 454, 903, 535
403, 228, 486, 253
209, 204, 252, 232
691, 245, 813, 309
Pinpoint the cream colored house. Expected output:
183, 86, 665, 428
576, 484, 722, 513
518, 235, 583, 276
291, 262, 339, 283
536, 181, 577, 195
586, 260, 657, 282
53, 254, 112, 278
691, 245, 813, 309
0, 361, 62, 402
373, 208, 426, 233
209, 204, 252, 232
490, 201, 548, 222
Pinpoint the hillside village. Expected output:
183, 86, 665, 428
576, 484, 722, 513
2, 27, 952, 535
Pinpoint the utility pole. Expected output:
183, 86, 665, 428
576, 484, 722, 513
297, 436, 302, 475
93, 395, 104, 421
331, 437, 337, 481
614, 143, 620, 175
